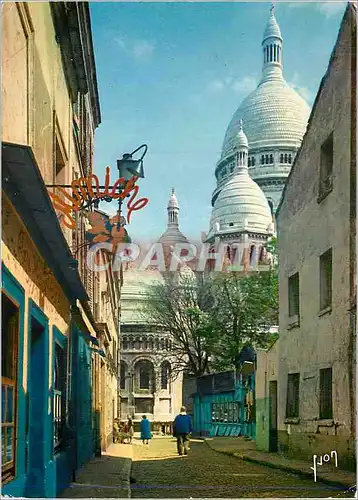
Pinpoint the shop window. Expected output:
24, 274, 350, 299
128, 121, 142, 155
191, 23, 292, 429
211, 403, 217, 422
54, 342, 66, 452
320, 248, 332, 311
319, 133, 333, 200
2, 292, 19, 481
288, 272, 300, 318
286, 373, 300, 418
319, 368, 333, 419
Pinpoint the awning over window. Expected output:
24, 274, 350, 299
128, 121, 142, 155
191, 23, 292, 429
2, 143, 88, 303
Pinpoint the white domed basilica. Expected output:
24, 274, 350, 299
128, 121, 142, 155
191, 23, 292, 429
210, 6, 310, 231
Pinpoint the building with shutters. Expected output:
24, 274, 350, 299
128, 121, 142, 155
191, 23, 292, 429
256, 3, 356, 471
1, 2, 120, 496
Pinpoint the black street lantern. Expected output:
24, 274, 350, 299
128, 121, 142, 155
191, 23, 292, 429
117, 144, 147, 181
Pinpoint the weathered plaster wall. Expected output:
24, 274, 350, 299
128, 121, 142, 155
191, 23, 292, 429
277, 9, 355, 470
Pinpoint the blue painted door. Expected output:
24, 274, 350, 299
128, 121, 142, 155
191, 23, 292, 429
26, 316, 47, 497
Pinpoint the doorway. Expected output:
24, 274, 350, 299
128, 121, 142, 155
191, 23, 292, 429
26, 315, 47, 497
269, 380, 278, 452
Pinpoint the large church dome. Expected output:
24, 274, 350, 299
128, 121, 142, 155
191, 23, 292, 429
208, 172, 272, 238
207, 123, 273, 240
221, 81, 310, 157
211, 6, 311, 213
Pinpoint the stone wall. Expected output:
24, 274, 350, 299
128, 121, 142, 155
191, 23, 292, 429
276, 6, 355, 471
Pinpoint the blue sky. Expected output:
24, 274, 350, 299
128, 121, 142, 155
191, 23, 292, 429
90, 1, 346, 242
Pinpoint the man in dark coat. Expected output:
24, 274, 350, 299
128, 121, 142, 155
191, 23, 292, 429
173, 406, 193, 456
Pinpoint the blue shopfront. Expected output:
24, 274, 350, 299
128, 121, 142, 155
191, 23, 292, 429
193, 347, 256, 439
2, 144, 95, 497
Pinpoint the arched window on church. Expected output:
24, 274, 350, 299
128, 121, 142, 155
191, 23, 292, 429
250, 245, 257, 269
161, 361, 171, 390
253, 157, 256, 166
280, 153, 284, 163
123, 337, 128, 350
261, 155, 264, 165
248, 158, 251, 167
266, 46, 269, 62
270, 154, 274, 164
129, 337, 134, 350
120, 361, 127, 390
270, 45, 273, 62
284, 153, 288, 163
259, 246, 266, 264
135, 360, 154, 391
149, 337, 154, 350
265, 154, 269, 164
288, 154, 292, 164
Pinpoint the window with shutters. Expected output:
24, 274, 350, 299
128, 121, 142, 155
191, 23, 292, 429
286, 373, 300, 418
2, 292, 19, 481
319, 368, 333, 419
320, 249, 332, 311
288, 273, 300, 318
319, 133, 333, 201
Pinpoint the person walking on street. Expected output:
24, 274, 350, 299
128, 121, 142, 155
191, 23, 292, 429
173, 406, 192, 456
127, 417, 134, 444
140, 415, 152, 444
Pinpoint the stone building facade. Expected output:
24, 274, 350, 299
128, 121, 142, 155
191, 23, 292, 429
1, 3, 119, 496
275, 3, 356, 470
119, 269, 183, 432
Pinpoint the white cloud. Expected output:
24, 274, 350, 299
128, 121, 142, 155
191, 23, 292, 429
317, 1, 346, 18
114, 36, 155, 61
288, 1, 346, 17
206, 75, 257, 94
231, 76, 257, 93
288, 71, 314, 104
207, 80, 226, 92
132, 40, 155, 59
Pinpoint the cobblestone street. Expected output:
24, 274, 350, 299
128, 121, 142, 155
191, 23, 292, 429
131, 438, 348, 498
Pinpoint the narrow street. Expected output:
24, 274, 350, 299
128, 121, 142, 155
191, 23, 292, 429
130, 438, 346, 498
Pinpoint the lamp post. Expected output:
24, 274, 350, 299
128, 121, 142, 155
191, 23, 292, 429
116, 144, 147, 231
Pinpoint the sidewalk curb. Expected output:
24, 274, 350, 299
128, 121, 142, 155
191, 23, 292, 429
204, 439, 354, 491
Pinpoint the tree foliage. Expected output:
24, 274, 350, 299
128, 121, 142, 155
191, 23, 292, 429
141, 239, 279, 376
140, 273, 217, 377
